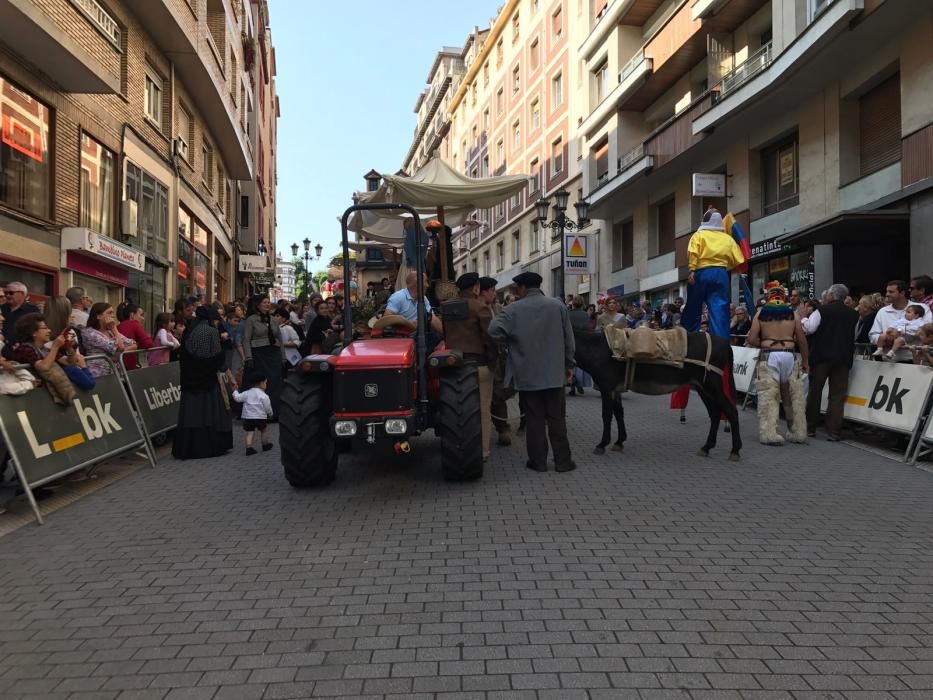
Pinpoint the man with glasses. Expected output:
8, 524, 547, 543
1, 282, 39, 344
65, 286, 92, 328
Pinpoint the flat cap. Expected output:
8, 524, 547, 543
478, 276, 497, 291
512, 271, 542, 288
455, 272, 480, 290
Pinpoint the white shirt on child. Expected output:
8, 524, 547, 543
279, 324, 302, 366
232, 387, 273, 420
896, 318, 925, 336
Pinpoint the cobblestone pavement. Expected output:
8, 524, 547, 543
2, 390, 933, 700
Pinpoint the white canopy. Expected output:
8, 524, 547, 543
347, 157, 529, 244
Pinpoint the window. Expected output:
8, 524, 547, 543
513, 120, 521, 149
531, 99, 540, 130
240, 194, 249, 227
761, 135, 799, 216
217, 164, 224, 208
496, 88, 504, 115
552, 138, 563, 174
0, 76, 51, 218
125, 161, 169, 258
859, 74, 901, 177
510, 192, 521, 208
512, 11, 520, 42
512, 230, 520, 262
471, 125, 477, 144
656, 198, 675, 256
552, 72, 563, 109
531, 223, 541, 252
483, 109, 490, 131
471, 81, 477, 106
144, 63, 163, 126
594, 139, 609, 184
496, 139, 504, 167
496, 39, 504, 68
483, 251, 490, 276
552, 7, 563, 40
176, 105, 192, 160
513, 65, 521, 93
594, 61, 609, 103
482, 155, 489, 177
483, 61, 489, 86
471, 257, 478, 272
529, 158, 540, 193
224, 181, 232, 225
495, 201, 505, 220
612, 220, 633, 271
496, 242, 504, 271
80, 133, 116, 236
530, 39, 539, 69
202, 141, 214, 190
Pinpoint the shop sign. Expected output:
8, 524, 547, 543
65, 251, 128, 287
61, 227, 145, 271
253, 272, 275, 285
607, 284, 625, 297
578, 275, 590, 294
239, 254, 269, 273
563, 234, 590, 275
691, 173, 726, 198
749, 238, 793, 260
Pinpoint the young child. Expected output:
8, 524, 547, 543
232, 372, 273, 456
879, 303, 926, 360
910, 323, 933, 367
170, 315, 186, 363
149, 312, 179, 366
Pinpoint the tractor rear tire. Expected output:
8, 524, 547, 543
438, 365, 484, 481
280, 373, 337, 488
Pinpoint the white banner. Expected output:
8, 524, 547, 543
731, 346, 760, 394
822, 359, 933, 435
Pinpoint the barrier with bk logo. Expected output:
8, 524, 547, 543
0, 355, 156, 524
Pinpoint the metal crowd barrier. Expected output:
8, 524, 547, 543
0, 354, 157, 524
117, 348, 181, 452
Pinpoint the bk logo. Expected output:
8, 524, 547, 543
868, 376, 909, 414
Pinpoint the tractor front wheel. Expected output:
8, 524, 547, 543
280, 373, 338, 487
438, 365, 484, 481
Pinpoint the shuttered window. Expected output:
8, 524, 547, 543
859, 74, 901, 177
657, 199, 675, 256
611, 220, 634, 271
594, 140, 609, 184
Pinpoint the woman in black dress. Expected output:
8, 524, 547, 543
172, 305, 233, 459
242, 295, 282, 417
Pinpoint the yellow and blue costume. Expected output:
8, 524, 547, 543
682, 211, 745, 338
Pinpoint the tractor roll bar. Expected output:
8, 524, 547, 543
340, 203, 429, 411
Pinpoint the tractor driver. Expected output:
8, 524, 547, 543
443, 272, 495, 461
385, 271, 444, 336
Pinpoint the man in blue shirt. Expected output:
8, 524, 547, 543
386, 271, 442, 334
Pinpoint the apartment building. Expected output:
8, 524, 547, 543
271, 253, 294, 302
404, 0, 595, 298
579, 0, 933, 307
238, 0, 279, 298
0, 0, 271, 319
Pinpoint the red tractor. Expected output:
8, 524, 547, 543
279, 203, 484, 486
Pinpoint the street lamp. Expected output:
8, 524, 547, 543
291, 239, 322, 301
535, 188, 591, 301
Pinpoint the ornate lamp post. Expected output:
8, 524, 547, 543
291, 239, 322, 301
535, 188, 591, 301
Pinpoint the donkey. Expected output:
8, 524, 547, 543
573, 329, 742, 460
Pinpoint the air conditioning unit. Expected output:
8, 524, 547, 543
121, 200, 138, 237
174, 136, 189, 160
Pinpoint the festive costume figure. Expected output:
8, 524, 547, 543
671, 210, 745, 413
746, 282, 809, 446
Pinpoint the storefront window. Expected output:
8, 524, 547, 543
177, 236, 193, 300
762, 136, 799, 216
0, 261, 53, 301
0, 75, 51, 218
750, 247, 813, 302
127, 261, 166, 328
80, 133, 116, 236
125, 162, 169, 258
194, 249, 208, 298
177, 206, 211, 301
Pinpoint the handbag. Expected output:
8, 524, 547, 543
36, 363, 76, 406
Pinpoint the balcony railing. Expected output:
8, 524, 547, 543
70, 0, 121, 46
618, 144, 646, 172
711, 41, 773, 103
619, 50, 646, 84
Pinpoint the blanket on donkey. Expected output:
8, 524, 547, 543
603, 325, 688, 367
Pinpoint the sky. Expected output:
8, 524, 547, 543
271, 0, 503, 268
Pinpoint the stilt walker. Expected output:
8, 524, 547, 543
671, 209, 746, 418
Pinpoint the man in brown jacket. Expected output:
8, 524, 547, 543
443, 273, 494, 461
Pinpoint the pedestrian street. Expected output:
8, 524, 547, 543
2, 391, 933, 699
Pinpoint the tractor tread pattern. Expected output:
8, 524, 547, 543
279, 373, 338, 487
438, 365, 484, 481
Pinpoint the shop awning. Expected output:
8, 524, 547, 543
778, 210, 909, 246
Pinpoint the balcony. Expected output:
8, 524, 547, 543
123, 0, 252, 179
693, 0, 864, 134
644, 92, 712, 169
579, 0, 667, 60
619, 0, 769, 112
579, 51, 652, 138
586, 144, 654, 208
0, 0, 121, 93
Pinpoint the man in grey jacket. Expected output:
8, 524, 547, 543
488, 272, 576, 473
